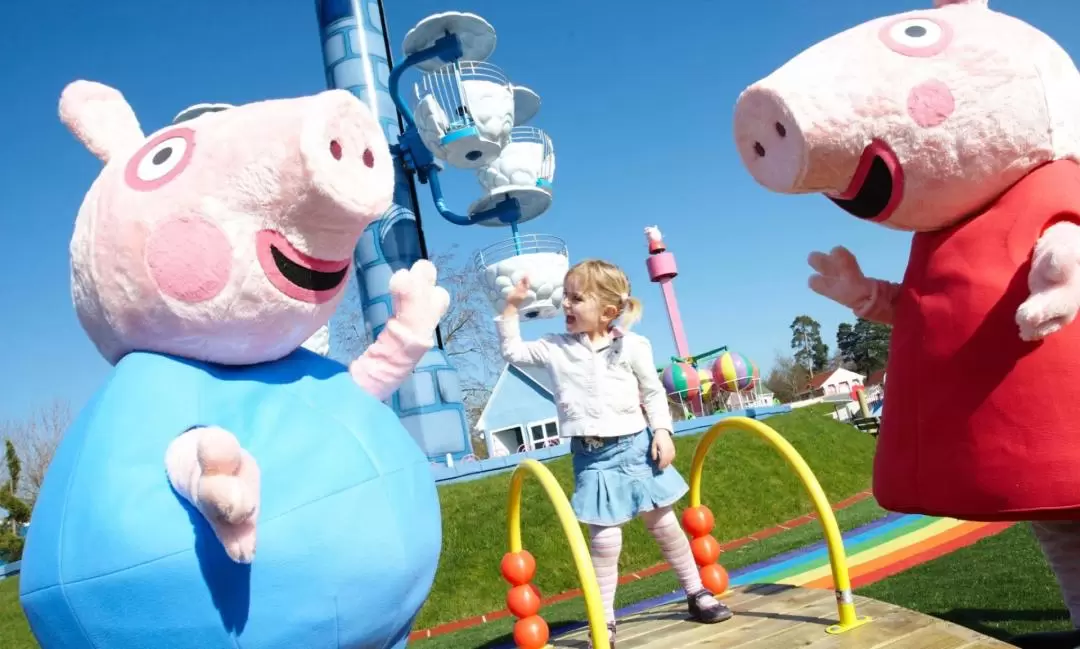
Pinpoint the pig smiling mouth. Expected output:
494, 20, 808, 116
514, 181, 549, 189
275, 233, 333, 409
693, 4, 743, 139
255, 230, 350, 304
825, 139, 905, 223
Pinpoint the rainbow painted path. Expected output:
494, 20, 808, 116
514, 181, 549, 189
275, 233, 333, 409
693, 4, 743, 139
603, 511, 1013, 622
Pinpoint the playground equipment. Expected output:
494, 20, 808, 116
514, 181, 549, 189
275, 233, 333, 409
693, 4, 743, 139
503, 459, 610, 649
314, 2, 565, 462
539, 416, 1012, 647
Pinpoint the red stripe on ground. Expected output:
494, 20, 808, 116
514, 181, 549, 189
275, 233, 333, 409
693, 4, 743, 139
408, 490, 874, 641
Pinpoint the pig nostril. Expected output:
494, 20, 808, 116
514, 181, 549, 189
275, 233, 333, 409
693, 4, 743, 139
775, 122, 786, 138
330, 140, 343, 160
465, 150, 482, 161
753, 142, 766, 157
362, 148, 374, 168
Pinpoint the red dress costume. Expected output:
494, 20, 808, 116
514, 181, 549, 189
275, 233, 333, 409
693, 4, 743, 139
874, 159, 1080, 521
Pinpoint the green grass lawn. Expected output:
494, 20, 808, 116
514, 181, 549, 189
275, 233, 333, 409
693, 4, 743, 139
860, 522, 1072, 642
0, 577, 31, 649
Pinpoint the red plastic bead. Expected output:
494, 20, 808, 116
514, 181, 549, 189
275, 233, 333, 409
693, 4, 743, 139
691, 534, 721, 567
513, 615, 549, 649
681, 505, 715, 538
507, 583, 542, 618
501, 551, 537, 586
700, 563, 730, 595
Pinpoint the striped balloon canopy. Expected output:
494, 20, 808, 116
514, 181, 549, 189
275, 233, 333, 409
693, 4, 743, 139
712, 350, 759, 393
698, 368, 713, 400
661, 361, 701, 400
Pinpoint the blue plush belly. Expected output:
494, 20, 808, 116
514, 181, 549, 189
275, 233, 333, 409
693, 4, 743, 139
19, 350, 442, 649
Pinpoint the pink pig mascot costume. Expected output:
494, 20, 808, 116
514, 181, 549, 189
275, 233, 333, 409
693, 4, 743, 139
18, 80, 450, 649
734, 1, 1080, 646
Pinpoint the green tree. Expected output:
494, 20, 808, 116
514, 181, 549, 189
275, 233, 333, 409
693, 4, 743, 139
836, 318, 892, 376
766, 353, 811, 403
790, 315, 829, 374
0, 439, 32, 562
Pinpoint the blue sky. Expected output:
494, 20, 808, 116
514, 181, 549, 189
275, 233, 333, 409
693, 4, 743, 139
0, 0, 1075, 422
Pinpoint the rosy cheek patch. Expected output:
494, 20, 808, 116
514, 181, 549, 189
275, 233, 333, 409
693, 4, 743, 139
907, 79, 956, 127
145, 216, 232, 303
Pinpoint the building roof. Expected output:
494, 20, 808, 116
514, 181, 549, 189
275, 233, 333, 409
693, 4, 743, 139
474, 362, 555, 432
866, 369, 887, 386
805, 367, 867, 391
512, 363, 555, 395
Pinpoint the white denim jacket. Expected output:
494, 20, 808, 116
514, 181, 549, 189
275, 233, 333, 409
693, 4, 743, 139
495, 315, 674, 438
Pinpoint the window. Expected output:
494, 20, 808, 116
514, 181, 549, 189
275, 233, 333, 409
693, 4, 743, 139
527, 419, 560, 450
490, 425, 525, 454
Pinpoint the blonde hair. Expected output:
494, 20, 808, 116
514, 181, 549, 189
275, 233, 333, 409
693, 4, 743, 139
564, 259, 643, 329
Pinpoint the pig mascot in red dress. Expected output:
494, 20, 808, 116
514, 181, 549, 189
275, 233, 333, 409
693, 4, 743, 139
733, 1, 1080, 646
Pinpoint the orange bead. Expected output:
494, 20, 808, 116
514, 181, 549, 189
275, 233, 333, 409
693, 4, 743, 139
681, 505, 715, 538
691, 534, 721, 566
507, 583, 542, 618
501, 551, 537, 586
700, 563, 730, 595
513, 615, 549, 649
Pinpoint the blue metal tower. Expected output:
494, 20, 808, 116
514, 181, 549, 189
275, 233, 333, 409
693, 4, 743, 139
314, 0, 472, 463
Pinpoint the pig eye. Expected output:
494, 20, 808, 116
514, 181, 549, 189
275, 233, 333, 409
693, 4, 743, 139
890, 19, 942, 47
137, 136, 188, 181
125, 128, 196, 191
881, 17, 952, 57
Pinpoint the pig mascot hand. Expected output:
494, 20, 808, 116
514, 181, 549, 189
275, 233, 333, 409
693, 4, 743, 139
1017, 222, 1080, 341
389, 259, 451, 340
349, 258, 450, 401
733, 1, 1080, 643
19, 79, 445, 649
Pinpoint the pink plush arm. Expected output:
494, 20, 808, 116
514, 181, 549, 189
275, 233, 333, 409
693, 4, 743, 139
349, 318, 432, 401
852, 279, 901, 325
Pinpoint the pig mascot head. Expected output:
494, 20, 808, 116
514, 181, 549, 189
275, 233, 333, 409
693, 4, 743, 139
734, 3, 1080, 645
734, 0, 1080, 231
63, 80, 393, 366
19, 80, 446, 649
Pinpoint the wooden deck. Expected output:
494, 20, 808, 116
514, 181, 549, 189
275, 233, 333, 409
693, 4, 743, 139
550, 583, 1014, 648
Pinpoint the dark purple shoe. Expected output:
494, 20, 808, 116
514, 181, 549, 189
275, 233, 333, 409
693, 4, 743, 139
588, 622, 616, 648
687, 589, 734, 623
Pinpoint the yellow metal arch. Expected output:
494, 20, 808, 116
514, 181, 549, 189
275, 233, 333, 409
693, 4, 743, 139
688, 416, 872, 634
507, 459, 611, 649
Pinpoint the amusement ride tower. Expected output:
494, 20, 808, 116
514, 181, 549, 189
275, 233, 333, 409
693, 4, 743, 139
313, 2, 565, 463
644, 226, 691, 360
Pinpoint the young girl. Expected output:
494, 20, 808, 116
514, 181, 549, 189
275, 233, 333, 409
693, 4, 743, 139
496, 259, 732, 647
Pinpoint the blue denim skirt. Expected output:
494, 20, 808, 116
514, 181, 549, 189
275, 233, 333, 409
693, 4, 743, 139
569, 428, 689, 527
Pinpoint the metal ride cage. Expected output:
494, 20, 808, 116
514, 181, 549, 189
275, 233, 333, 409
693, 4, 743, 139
389, 31, 525, 228
414, 60, 514, 167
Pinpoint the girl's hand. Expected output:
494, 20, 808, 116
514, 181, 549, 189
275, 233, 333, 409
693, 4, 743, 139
507, 276, 531, 308
651, 429, 676, 470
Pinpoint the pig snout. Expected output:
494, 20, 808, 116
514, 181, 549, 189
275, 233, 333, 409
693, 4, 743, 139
296, 89, 395, 228
732, 86, 807, 194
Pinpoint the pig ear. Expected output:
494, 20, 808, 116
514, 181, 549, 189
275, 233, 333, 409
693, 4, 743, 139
933, 0, 989, 7
59, 80, 145, 163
